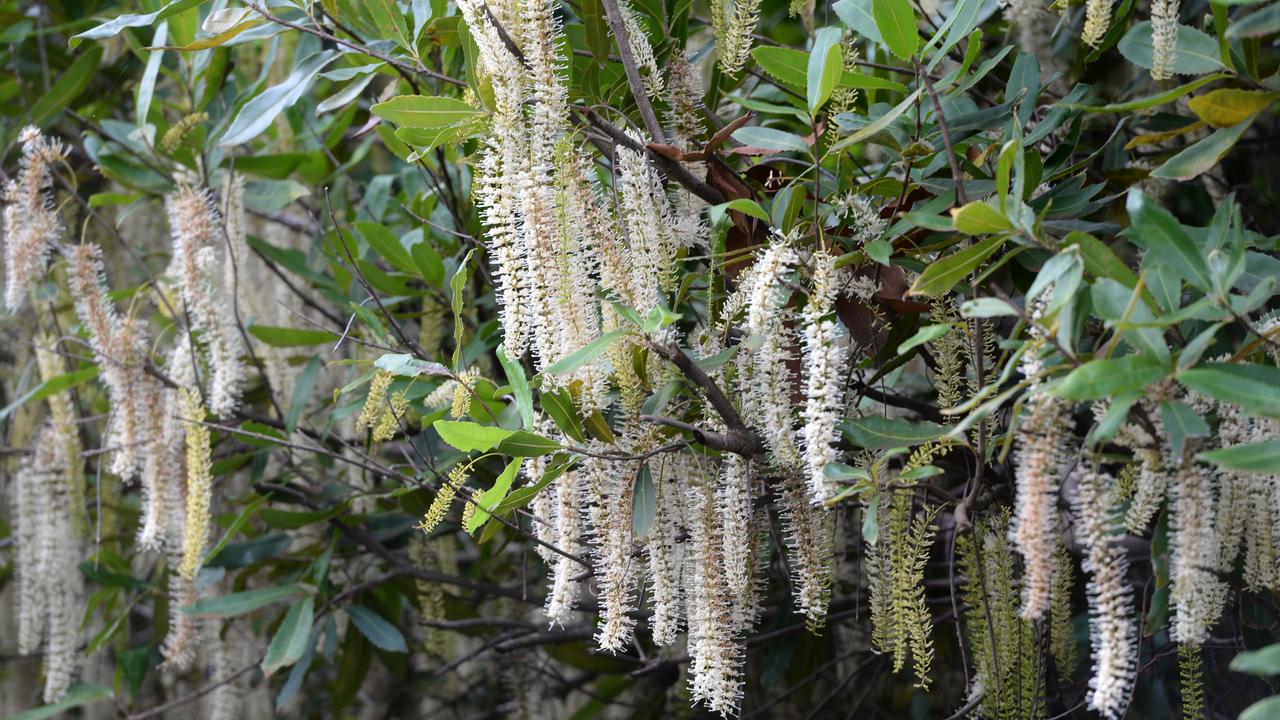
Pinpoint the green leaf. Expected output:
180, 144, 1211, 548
632, 465, 656, 537
1241, 697, 1280, 720
372, 95, 485, 128
897, 324, 952, 356
261, 597, 315, 677
908, 236, 1005, 297
541, 390, 586, 443
950, 201, 1014, 235
1053, 355, 1168, 400
1232, 644, 1280, 675
833, 89, 923, 148
1063, 231, 1141, 289
204, 495, 269, 565
495, 431, 561, 457
30, 46, 102, 125
840, 416, 947, 449
751, 46, 810, 87
433, 420, 513, 452
808, 27, 844, 114
0, 366, 99, 422
10, 683, 114, 720
450, 249, 474, 368
862, 493, 880, 543
344, 604, 408, 652
1126, 189, 1213, 292
183, 585, 305, 618
1160, 399, 1208, 457
497, 454, 575, 512
375, 353, 451, 378
465, 458, 524, 533
1177, 363, 1280, 419
1149, 115, 1256, 181
1073, 73, 1230, 113
543, 329, 627, 375
1201, 439, 1280, 474
70, 0, 205, 47
1226, 2, 1280, 38
1118, 22, 1226, 75
357, 221, 416, 274
732, 126, 810, 153
497, 344, 534, 430
580, 0, 610, 63
249, 325, 339, 347
960, 297, 1019, 318
710, 198, 770, 225
221, 51, 338, 146
872, 0, 919, 60
366, 0, 413, 50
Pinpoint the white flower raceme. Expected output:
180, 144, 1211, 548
178, 387, 213, 581
583, 446, 640, 652
3, 126, 64, 311
717, 453, 754, 597
545, 469, 585, 627
1011, 337, 1073, 621
15, 422, 83, 702
739, 239, 803, 469
686, 477, 744, 717
711, 0, 762, 76
779, 473, 834, 625
646, 458, 685, 645
620, 0, 663, 96
65, 242, 158, 480
663, 56, 711, 251
166, 185, 245, 417
1169, 463, 1227, 644
801, 252, 849, 504
615, 137, 678, 318
1151, 0, 1180, 81
1073, 467, 1136, 720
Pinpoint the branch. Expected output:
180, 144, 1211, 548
915, 58, 967, 206
641, 415, 762, 456
596, 0, 666, 143
578, 107, 725, 205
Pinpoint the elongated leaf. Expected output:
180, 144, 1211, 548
70, 0, 205, 46
249, 325, 339, 347
10, 684, 114, 720
732, 126, 810, 153
183, 585, 304, 617
908, 236, 1005, 297
496, 344, 534, 430
1201, 439, 1280, 474
495, 430, 561, 457
366, 0, 413, 50
1053, 355, 1168, 400
1074, 73, 1229, 113
1150, 115, 1256, 181
221, 51, 338, 146
345, 604, 408, 652
1126, 189, 1213, 291
30, 46, 102, 125
950, 201, 1013, 234
1241, 697, 1280, 720
834, 89, 924, 148
466, 457, 524, 533
1177, 363, 1280, 419
872, 0, 918, 60
433, 420, 513, 452
808, 27, 844, 113
375, 353, 451, 378
1226, 3, 1280, 38
262, 597, 315, 677
0, 367, 99, 422
372, 95, 485, 128
544, 329, 627, 375
840, 416, 946, 449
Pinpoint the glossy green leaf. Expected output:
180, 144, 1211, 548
345, 604, 408, 652
221, 51, 338, 146
249, 325, 339, 347
1053, 355, 1168, 400
840, 416, 947, 449
871, 0, 918, 60
1177, 363, 1280, 419
372, 95, 485, 128
183, 585, 305, 618
465, 457, 524, 533
1201, 439, 1280, 474
808, 27, 843, 113
261, 597, 315, 677
434, 420, 513, 452
908, 237, 1005, 297
1118, 22, 1226, 75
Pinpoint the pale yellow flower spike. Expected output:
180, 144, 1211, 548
179, 388, 212, 580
